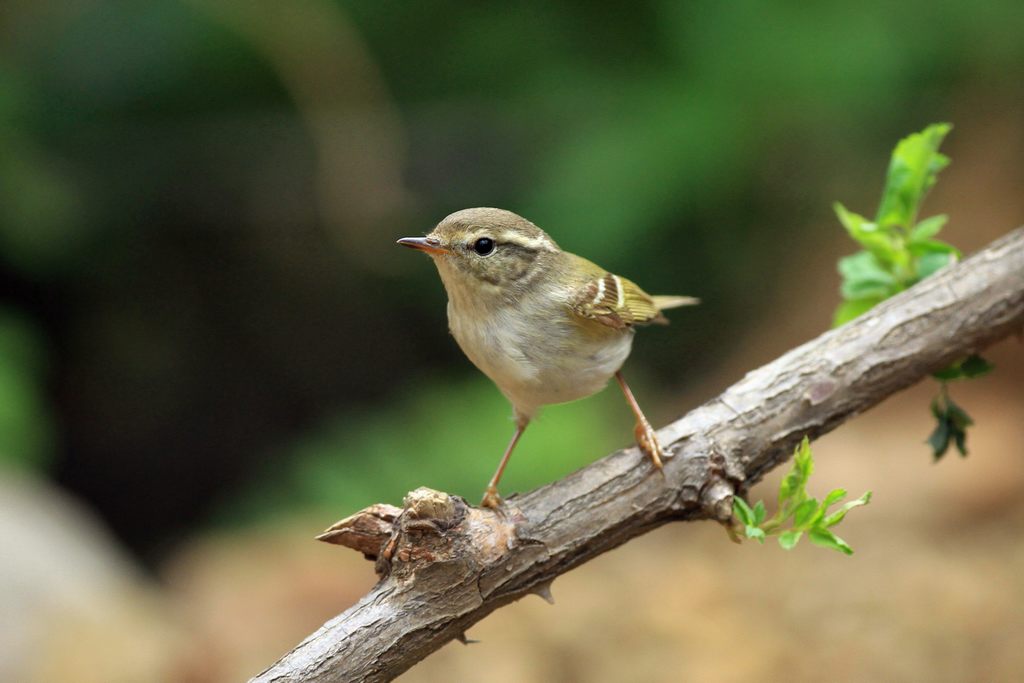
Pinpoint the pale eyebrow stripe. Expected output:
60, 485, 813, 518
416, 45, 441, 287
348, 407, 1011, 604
503, 234, 556, 252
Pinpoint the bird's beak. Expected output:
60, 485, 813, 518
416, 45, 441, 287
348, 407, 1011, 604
396, 236, 451, 255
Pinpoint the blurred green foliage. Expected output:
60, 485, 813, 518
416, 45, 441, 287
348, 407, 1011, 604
220, 374, 630, 523
0, 309, 53, 469
0, 0, 1022, 550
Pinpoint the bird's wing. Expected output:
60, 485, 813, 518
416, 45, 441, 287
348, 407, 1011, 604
569, 270, 673, 329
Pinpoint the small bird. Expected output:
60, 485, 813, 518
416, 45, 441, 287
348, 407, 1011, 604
398, 208, 698, 508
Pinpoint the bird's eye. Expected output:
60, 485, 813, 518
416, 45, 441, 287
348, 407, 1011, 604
472, 237, 496, 256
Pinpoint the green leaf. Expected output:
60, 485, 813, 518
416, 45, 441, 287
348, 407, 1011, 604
932, 364, 965, 381
822, 488, 847, 508
792, 498, 819, 528
833, 296, 884, 327
733, 496, 755, 526
824, 491, 872, 527
778, 530, 803, 550
778, 472, 797, 504
960, 354, 994, 379
954, 429, 968, 457
945, 396, 974, 430
794, 437, 814, 479
927, 413, 951, 458
779, 437, 814, 505
909, 239, 960, 282
808, 527, 854, 555
838, 251, 895, 288
834, 203, 895, 262
745, 525, 766, 542
927, 394, 971, 460
909, 214, 948, 242
932, 355, 994, 381
835, 251, 897, 308
876, 123, 952, 230
810, 502, 831, 528
908, 238, 960, 256
752, 499, 767, 525
916, 251, 956, 280
841, 277, 895, 301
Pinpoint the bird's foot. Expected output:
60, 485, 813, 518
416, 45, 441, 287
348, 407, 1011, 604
480, 486, 504, 509
634, 421, 667, 471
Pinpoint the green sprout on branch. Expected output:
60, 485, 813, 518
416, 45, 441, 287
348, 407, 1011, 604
732, 438, 871, 555
927, 354, 992, 457
831, 123, 992, 459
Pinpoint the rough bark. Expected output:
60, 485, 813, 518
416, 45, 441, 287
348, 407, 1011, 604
251, 228, 1024, 683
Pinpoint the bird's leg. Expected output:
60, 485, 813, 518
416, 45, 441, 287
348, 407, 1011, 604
615, 370, 667, 470
481, 416, 530, 508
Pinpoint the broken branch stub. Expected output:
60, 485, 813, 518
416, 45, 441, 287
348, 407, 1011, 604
315, 503, 401, 560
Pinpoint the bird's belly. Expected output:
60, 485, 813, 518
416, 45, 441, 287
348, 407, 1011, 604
448, 304, 633, 416
530, 333, 633, 404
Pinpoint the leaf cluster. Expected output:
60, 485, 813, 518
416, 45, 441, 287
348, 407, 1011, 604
832, 123, 959, 326
732, 438, 871, 555
832, 123, 994, 460
931, 353, 993, 382
927, 392, 972, 459
925, 357, 993, 460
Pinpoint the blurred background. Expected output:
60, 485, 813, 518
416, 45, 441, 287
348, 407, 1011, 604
1, 1, 1023, 681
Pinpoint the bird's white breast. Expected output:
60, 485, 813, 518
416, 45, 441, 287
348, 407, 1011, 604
444, 283, 633, 419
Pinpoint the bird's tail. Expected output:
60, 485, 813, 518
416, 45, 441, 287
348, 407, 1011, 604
652, 295, 700, 311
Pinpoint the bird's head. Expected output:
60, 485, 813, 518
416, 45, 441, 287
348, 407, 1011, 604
397, 208, 560, 298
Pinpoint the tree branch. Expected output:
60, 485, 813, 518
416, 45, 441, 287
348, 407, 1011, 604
251, 228, 1024, 683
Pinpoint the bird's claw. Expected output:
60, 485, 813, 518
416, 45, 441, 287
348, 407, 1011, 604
634, 422, 667, 470
480, 486, 504, 509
